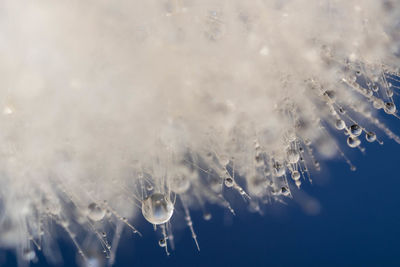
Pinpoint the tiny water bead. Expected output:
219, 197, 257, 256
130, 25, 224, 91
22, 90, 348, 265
87, 203, 105, 222
158, 238, 166, 247
350, 124, 362, 136
224, 177, 234, 187
291, 171, 301, 180
335, 119, 346, 130
142, 193, 174, 225
373, 99, 384, 109
384, 102, 396, 114
347, 136, 361, 148
366, 132, 376, 142
281, 187, 290, 196
203, 213, 212, 221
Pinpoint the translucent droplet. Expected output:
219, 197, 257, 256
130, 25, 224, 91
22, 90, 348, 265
159, 238, 166, 247
384, 102, 396, 114
281, 187, 290, 196
224, 177, 234, 187
347, 136, 361, 148
291, 171, 300, 181
335, 119, 346, 130
350, 124, 362, 137
365, 132, 376, 142
142, 193, 174, 225
203, 213, 212, 221
87, 203, 105, 222
295, 180, 301, 188
146, 184, 153, 191
373, 99, 384, 109
287, 149, 300, 164
372, 84, 379, 92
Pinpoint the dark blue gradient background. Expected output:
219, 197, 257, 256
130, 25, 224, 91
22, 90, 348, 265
1, 114, 400, 267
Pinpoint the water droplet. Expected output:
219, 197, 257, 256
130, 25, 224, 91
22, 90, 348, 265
373, 99, 384, 109
87, 203, 105, 222
291, 171, 300, 180
159, 238, 166, 247
365, 132, 376, 142
347, 136, 361, 148
372, 84, 379, 92
281, 187, 290, 196
335, 119, 346, 130
350, 124, 362, 136
142, 193, 174, 225
146, 184, 153, 191
203, 213, 212, 221
384, 102, 396, 114
224, 177, 234, 187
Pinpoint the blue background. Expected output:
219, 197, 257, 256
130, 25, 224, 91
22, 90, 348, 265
1, 112, 400, 267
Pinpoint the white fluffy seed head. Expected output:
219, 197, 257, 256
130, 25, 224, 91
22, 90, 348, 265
0, 0, 398, 262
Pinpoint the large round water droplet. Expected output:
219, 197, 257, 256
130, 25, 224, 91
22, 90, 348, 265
142, 193, 174, 225
87, 203, 105, 221
350, 124, 362, 136
347, 136, 361, 148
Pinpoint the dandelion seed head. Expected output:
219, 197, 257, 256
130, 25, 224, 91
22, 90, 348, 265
0, 0, 399, 264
